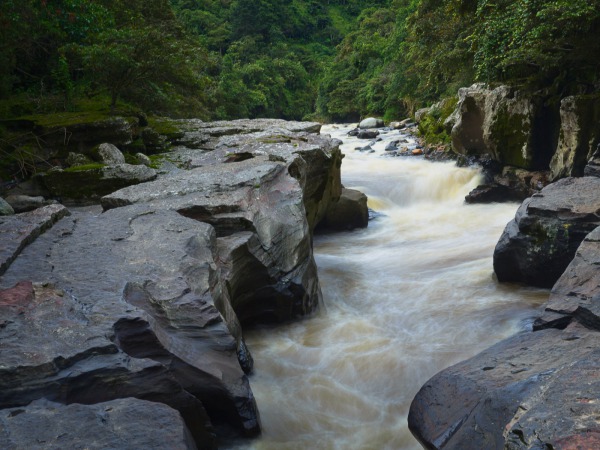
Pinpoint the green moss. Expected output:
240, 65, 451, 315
489, 106, 530, 168
63, 163, 106, 172
418, 97, 457, 145
147, 117, 184, 140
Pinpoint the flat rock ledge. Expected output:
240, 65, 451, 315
0, 120, 344, 449
410, 189, 600, 449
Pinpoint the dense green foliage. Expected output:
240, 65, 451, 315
1, 0, 599, 121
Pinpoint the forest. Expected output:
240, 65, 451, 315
1, 0, 599, 123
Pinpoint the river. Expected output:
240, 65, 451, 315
230, 124, 548, 450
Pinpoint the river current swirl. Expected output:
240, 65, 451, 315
230, 124, 547, 450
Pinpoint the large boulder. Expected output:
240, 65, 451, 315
494, 177, 600, 288
0, 119, 342, 446
410, 223, 600, 450
409, 324, 600, 450
450, 84, 558, 170
317, 188, 368, 231
0, 398, 197, 450
549, 94, 600, 180
358, 117, 384, 129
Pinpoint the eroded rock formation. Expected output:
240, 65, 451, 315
493, 177, 600, 287
0, 119, 345, 448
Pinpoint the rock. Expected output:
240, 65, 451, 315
535, 225, 600, 330
136, 152, 152, 166
494, 177, 600, 287
347, 128, 359, 136
316, 188, 368, 231
355, 145, 373, 152
42, 163, 157, 203
357, 130, 379, 139
414, 107, 431, 123
411, 222, 600, 449
0, 119, 342, 445
41, 116, 138, 153
389, 119, 413, 130
0, 204, 70, 276
66, 152, 92, 167
549, 94, 600, 180
92, 142, 126, 165
358, 117, 384, 129
450, 84, 558, 170
385, 141, 399, 151
0, 398, 197, 450
0, 197, 14, 215
584, 144, 600, 177
489, 166, 551, 202
412, 148, 423, 156
6, 176, 51, 198
465, 183, 524, 204
409, 323, 600, 450
4, 194, 49, 213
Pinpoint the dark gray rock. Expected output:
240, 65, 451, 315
357, 130, 379, 139
0, 204, 70, 276
494, 177, 600, 287
0, 398, 197, 450
535, 225, 600, 331
465, 184, 522, 204
385, 140, 399, 151
409, 324, 600, 450
0, 119, 343, 446
317, 188, 368, 231
4, 194, 51, 213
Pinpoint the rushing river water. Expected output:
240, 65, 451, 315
230, 124, 548, 450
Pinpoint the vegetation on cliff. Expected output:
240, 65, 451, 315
1, 0, 599, 123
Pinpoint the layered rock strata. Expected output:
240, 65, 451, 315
0, 119, 343, 448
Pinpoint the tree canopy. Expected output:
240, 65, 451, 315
1, 0, 599, 121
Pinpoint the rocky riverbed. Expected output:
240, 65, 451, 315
0, 119, 371, 449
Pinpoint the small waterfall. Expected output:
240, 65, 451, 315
228, 124, 547, 450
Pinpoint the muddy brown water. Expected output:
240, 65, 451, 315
228, 124, 548, 450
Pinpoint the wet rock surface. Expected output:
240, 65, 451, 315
0, 398, 197, 450
409, 324, 600, 450
0, 119, 345, 448
493, 177, 600, 287
412, 180, 600, 450
316, 188, 368, 231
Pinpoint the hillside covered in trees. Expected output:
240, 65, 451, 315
1, 0, 599, 123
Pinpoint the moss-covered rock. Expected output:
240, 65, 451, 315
42, 164, 157, 203
450, 84, 559, 170
416, 97, 457, 145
